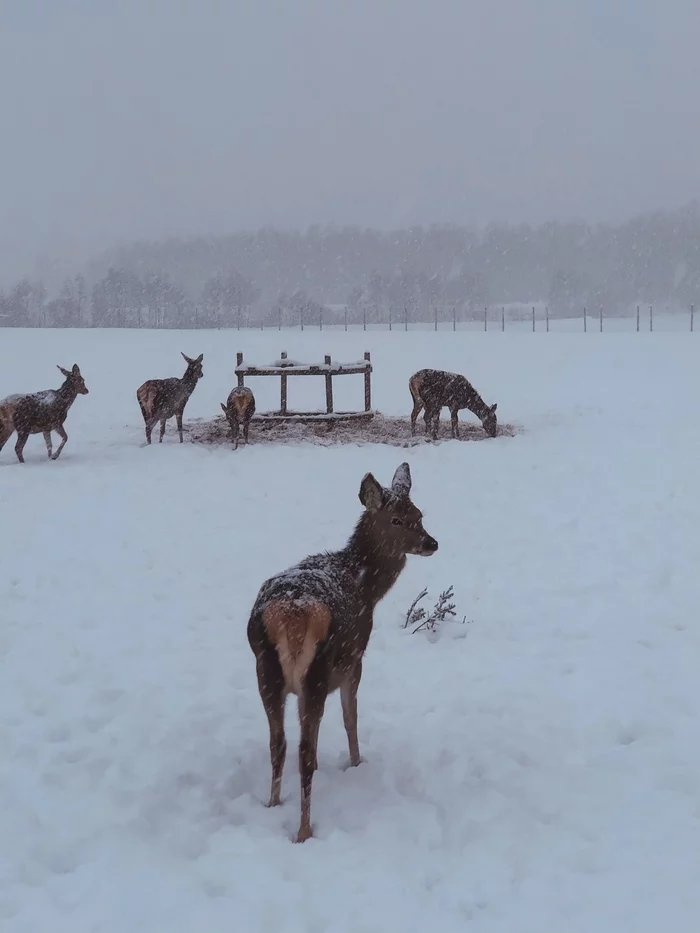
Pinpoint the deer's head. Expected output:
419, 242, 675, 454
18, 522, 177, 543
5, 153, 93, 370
358, 462, 438, 557
482, 402, 498, 437
58, 364, 89, 395
181, 352, 204, 381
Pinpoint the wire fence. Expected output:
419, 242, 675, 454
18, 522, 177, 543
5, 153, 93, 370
256, 304, 696, 334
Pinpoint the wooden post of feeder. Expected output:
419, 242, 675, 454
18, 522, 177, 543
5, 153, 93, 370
364, 352, 371, 412
280, 351, 288, 414
236, 352, 244, 387
324, 355, 334, 413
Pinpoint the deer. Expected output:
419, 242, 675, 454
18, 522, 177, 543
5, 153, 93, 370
0, 364, 89, 464
409, 368, 498, 440
136, 352, 203, 444
246, 461, 438, 843
220, 386, 256, 449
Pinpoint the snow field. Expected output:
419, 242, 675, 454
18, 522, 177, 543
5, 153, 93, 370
1, 327, 699, 932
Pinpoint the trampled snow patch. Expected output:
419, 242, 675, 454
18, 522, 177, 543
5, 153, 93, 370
1, 328, 699, 932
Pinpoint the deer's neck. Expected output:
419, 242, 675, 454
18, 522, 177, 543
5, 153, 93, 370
180, 372, 200, 396
458, 379, 489, 419
56, 381, 79, 410
346, 515, 407, 609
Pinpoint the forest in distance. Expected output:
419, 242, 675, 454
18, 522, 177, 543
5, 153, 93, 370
2, 201, 700, 329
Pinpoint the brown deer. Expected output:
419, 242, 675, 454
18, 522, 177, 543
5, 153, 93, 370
409, 368, 498, 440
0, 364, 89, 463
220, 386, 256, 449
247, 462, 438, 843
136, 352, 203, 444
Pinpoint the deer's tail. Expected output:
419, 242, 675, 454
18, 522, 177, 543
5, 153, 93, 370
409, 372, 425, 404
137, 382, 158, 423
0, 401, 18, 446
262, 600, 331, 695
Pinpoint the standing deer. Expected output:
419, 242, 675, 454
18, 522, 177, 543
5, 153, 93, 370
136, 352, 203, 444
409, 368, 498, 440
0, 364, 89, 463
220, 386, 256, 449
247, 461, 438, 843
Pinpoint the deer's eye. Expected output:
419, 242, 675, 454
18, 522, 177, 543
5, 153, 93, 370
391, 517, 404, 526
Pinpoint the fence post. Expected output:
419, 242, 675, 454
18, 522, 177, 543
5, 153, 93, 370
502, 306, 505, 332
236, 352, 244, 388
545, 306, 549, 332
583, 306, 587, 332
363, 352, 371, 411
532, 306, 535, 332
280, 351, 288, 414
636, 304, 640, 332
649, 305, 653, 332
599, 306, 603, 332
691, 303, 695, 332
324, 355, 333, 413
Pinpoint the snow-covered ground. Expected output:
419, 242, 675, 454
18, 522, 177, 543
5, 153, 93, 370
1, 326, 699, 932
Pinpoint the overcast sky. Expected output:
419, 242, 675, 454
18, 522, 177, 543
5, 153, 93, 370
1, 0, 699, 279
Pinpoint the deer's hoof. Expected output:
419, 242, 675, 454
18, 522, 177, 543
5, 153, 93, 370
295, 825, 313, 844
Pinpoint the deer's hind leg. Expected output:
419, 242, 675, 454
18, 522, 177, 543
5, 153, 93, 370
410, 396, 423, 435
43, 431, 53, 458
14, 431, 29, 463
296, 652, 331, 843
176, 408, 185, 443
159, 418, 167, 443
255, 645, 288, 809
450, 407, 460, 439
52, 424, 68, 460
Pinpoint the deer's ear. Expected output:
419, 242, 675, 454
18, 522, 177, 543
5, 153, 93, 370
490, 403, 497, 413
220, 403, 227, 414
181, 352, 193, 364
391, 462, 412, 497
57, 365, 70, 376
195, 353, 203, 363
359, 472, 384, 510
72, 364, 80, 374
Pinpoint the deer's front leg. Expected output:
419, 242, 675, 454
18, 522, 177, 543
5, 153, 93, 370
340, 661, 363, 767
176, 408, 184, 443
52, 424, 68, 460
450, 409, 460, 439
43, 431, 52, 458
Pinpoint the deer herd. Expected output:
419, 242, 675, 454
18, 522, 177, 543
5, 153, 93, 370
0, 352, 499, 462
1, 349, 499, 842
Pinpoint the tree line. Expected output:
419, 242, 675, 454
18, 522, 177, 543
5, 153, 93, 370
3, 202, 700, 327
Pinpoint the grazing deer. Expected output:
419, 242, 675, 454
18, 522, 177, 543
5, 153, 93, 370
0, 364, 89, 463
136, 352, 203, 444
220, 386, 256, 449
247, 461, 438, 843
409, 368, 498, 440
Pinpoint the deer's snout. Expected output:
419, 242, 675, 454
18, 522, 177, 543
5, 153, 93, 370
419, 533, 438, 556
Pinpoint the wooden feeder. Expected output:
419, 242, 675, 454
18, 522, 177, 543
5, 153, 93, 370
234, 350, 374, 427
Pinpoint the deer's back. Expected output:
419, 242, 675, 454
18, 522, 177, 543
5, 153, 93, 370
13, 391, 69, 433
140, 377, 189, 417
249, 551, 372, 672
417, 369, 474, 408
